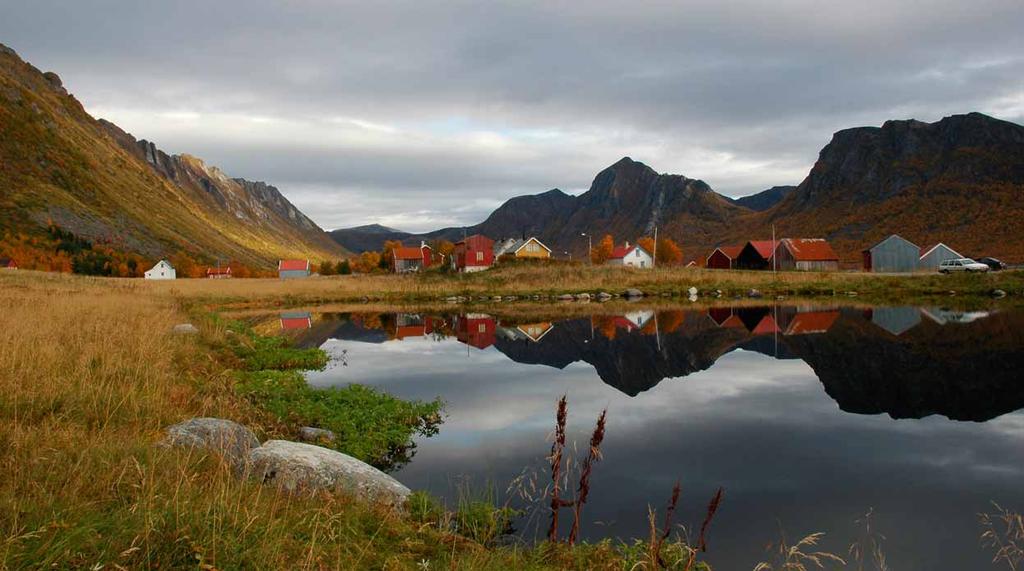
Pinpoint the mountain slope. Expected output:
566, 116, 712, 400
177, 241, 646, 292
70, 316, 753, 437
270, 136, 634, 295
730, 185, 795, 211
0, 43, 343, 268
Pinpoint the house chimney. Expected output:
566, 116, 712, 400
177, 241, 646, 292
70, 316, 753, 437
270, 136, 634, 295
625, 241, 630, 248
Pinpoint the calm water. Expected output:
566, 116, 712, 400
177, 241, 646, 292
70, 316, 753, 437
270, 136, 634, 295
281, 305, 1024, 570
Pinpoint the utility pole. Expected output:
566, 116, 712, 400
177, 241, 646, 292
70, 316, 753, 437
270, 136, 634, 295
653, 226, 658, 269
772, 224, 777, 276
581, 233, 592, 265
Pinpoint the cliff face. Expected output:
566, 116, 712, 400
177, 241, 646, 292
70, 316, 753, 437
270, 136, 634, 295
0, 43, 343, 266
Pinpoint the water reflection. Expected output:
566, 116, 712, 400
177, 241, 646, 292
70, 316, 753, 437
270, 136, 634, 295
283, 304, 1024, 569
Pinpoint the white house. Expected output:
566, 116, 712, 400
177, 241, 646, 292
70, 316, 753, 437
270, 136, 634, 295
606, 242, 654, 269
144, 259, 176, 280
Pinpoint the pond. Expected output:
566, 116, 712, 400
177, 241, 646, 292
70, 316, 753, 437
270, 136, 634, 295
280, 304, 1024, 570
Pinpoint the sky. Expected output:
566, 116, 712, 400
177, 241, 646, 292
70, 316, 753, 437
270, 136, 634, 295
2, 1, 1023, 233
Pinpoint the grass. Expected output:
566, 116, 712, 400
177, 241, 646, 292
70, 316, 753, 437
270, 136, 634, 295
99, 264, 1024, 310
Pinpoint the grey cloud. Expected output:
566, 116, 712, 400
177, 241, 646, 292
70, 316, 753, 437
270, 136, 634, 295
2, 0, 1022, 231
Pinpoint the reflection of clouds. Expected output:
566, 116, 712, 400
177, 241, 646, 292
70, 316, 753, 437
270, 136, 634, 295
306, 321, 1024, 569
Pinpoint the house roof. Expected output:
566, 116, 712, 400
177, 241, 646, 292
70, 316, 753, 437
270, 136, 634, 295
919, 242, 962, 259
747, 240, 778, 259
499, 237, 551, 255
149, 260, 175, 271
780, 238, 839, 261
751, 315, 781, 335
863, 234, 918, 253
610, 243, 650, 259
278, 259, 310, 271
393, 246, 427, 260
713, 246, 744, 260
207, 266, 232, 274
0, 258, 16, 266
786, 311, 839, 335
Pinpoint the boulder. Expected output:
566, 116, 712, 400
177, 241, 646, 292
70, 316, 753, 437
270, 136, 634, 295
597, 292, 612, 301
624, 288, 644, 298
492, 296, 503, 301
991, 289, 1007, 298
576, 293, 591, 301
298, 427, 336, 444
173, 323, 199, 334
248, 440, 410, 504
163, 418, 260, 466
687, 286, 698, 297
557, 294, 575, 301
747, 289, 763, 298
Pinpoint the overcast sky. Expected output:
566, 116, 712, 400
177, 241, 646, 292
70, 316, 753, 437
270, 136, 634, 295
3, 1, 1023, 232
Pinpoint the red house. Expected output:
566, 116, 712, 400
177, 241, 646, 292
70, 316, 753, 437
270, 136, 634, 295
206, 266, 232, 279
456, 313, 496, 349
734, 240, 778, 270
706, 245, 743, 269
0, 258, 17, 270
453, 234, 494, 272
393, 243, 432, 273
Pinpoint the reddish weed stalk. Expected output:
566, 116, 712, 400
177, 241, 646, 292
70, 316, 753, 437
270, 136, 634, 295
547, 395, 608, 545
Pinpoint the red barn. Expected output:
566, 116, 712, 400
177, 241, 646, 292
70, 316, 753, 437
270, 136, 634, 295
734, 240, 778, 270
453, 234, 494, 272
206, 266, 232, 279
456, 313, 496, 349
0, 258, 17, 270
706, 246, 743, 269
774, 239, 840, 271
393, 243, 432, 273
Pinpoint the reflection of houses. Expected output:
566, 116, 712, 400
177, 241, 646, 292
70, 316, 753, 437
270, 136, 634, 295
619, 310, 655, 331
868, 306, 921, 336
921, 308, 991, 325
393, 243, 432, 273
773, 239, 840, 271
706, 246, 743, 269
455, 313, 496, 349
706, 306, 839, 336
918, 243, 962, 272
493, 237, 552, 260
863, 235, 919, 272
783, 311, 839, 335
498, 321, 555, 343
393, 314, 439, 339
735, 241, 777, 270
280, 311, 312, 330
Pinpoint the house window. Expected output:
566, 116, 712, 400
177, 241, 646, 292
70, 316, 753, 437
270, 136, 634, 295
476, 251, 484, 262
640, 261, 646, 268
478, 323, 486, 333
527, 242, 538, 252
636, 250, 640, 257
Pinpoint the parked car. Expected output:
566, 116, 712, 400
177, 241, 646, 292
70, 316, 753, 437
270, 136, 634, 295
938, 258, 990, 273
976, 257, 1006, 271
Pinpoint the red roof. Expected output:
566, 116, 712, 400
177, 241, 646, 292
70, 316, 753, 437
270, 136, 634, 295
751, 315, 781, 335
393, 246, 427, 260
611, 243, 649, 259
748, 240, 778, 260
207, 267, 232, 275
278, 259, 309, 271
786, 311, 839, 335
780, 239, 839, 261
718, 246, 744, 259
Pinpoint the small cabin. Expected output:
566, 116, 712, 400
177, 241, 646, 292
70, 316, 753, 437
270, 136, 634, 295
0, 258, 17, 270
206, 266, 232, 279
494, 237, 552, 260
278, 259, 311, 279
863, 235, 920, 272
393, 243, 432, 273
734, 240, 777, 270
453, 235, 495, 272
774, 238, 840, 271
706, 246, 743, 269
607, 242, 653, 269
144, 259, 176, 280
918, 243, 962, 272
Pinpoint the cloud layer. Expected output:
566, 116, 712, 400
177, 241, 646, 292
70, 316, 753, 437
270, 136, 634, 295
4, 0, 1023, 231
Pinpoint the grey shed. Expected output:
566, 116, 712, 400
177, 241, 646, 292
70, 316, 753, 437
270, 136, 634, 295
918, 243, 962, 271
863, 235, 920, 273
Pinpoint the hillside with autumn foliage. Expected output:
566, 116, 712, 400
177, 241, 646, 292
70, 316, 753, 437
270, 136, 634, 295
0, 43, 343, 273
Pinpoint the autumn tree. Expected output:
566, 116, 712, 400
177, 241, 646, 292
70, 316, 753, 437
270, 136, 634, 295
339, 259, 352, 275
591, 234, 614, 264
430, 239, 455, 266
380, 240, 403, 272
319, 260, 337, 276
638, 236, 683, 266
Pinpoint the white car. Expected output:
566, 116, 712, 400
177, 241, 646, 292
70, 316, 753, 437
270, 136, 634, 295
938, 258, 990, 273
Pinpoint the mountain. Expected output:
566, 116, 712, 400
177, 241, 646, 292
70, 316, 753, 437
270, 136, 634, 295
335, 113, 1024, 263
763, 112, 1024, 259
0, 43, 343, 269
729, 185, 795, 211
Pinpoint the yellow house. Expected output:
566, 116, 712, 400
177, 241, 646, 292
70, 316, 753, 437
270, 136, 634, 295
494, 237, 552, 260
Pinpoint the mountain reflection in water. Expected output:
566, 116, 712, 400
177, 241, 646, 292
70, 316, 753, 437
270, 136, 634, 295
282, 304, 1024, 570
288, 305, 1024, 421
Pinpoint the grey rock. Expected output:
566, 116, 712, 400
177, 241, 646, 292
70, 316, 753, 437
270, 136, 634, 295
163, 418, 260, 466
492, 296, 503, 301
298, 427, 336, 443
597, 292, 612, 301
576, 293, 591, 301
624, 288, 644, 298
747, 289, 763, 298
558, 294, 575, 301
173, 323, 199, 334
504, 296, 517, 301
248, 440, 410, 504
687, 286, 698, 297
991, 289, 1007, 298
